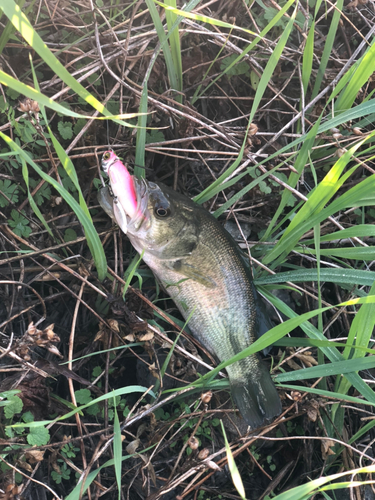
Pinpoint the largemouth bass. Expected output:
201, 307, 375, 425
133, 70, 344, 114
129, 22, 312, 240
99, 151, 281, 428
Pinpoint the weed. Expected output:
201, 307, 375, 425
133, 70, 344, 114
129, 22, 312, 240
0, 179, 19, 206
8, 209, 31, 238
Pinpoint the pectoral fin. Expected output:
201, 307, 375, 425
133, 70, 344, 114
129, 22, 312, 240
171, 260, 217, 288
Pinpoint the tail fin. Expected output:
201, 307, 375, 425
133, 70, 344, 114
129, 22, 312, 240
230, 360, 281, 429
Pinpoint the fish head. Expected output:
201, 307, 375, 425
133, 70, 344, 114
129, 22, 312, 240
101, 151, 199, 259
127, 179, 199, 259
99, 151, 199, 260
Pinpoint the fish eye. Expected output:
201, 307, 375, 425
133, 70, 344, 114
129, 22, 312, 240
155, 206, 171, 218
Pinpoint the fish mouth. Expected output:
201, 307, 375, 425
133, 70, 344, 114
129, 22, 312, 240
101, 151, 151, 233
128, 177, 151, 233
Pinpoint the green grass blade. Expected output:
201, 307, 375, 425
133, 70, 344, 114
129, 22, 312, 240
335, 38, 375, 110
0, 0, 28, 55
263, 116, 322, 240
9, 386, 153, 429
0, 70, 142, 124
278, 384, 375, 408
302, 21, 315, 96
301, 224, 375, 243
0, 0, 139, 125
311, 0, 343, 99
255, 268, 375, 288
336, 281, 375, 400
271, 465, 375, 500
221, 421, 246, 500
343, 280, 375, 360
164, 0, 182, 92
49, 130, 92, 220
21, 159, 54, 239
154, 0, 258, 36
65, 444, 156, 500
263, 133, 375, 266
191, 0, 297, 103
113, 398, 122, 500
275, 356, 375, 382
261, 288, 375, 405
274, 337, 375, 355
145, 0, 179, 92
123, 251, 144, 298
0, 131, 108, 281
248, 5, 297, 124
299, 246, 375, 260
134, 86, 148, 176
154, 309, 195, 395
29, 56, 93, 222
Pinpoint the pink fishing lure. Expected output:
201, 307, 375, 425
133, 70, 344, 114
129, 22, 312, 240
102, 151, 137, 219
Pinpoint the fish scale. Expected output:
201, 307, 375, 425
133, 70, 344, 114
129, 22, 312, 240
99, 152, 282, 428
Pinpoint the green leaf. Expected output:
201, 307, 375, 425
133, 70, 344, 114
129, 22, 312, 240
0, 95, 8, 112
58, 121, 73, 140
250, 70, 260, 91
74, 389, 92, 405
220, 55, 249, 77
22, 411, 34, 423
0, 179, 19, 207
29, 178, 51, 206
64, 228, 78, 242
27, 425, 50, 446
8, 209, 32, 238
145, 129, 165, 144
264, 7, 287, 27
73, 118, 86, 135
51, 471, 63, 484
302, 21, 315, 95
6, 86, 20, 100
4, 396, 23, 419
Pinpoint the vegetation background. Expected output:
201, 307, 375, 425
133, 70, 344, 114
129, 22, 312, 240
1, 0, 375, 498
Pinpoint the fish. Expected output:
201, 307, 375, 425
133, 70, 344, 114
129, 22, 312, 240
99, 150, 281, 428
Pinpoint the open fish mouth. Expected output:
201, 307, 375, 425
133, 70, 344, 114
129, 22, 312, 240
100, 151, 151, 234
